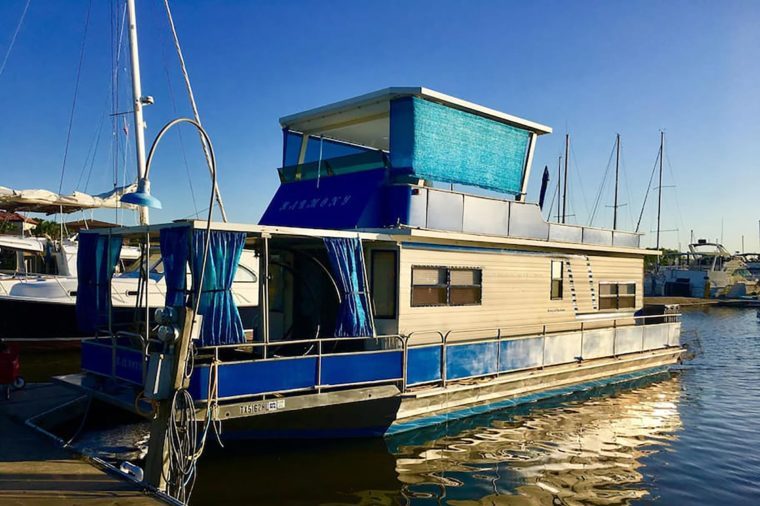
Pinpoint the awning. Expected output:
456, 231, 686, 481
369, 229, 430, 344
0, 184, 138, 214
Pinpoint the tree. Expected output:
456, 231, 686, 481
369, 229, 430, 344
31, 220, 62, 240
644, 247, 680, 271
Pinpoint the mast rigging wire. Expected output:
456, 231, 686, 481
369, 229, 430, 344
0, 0, 31, 81
588, 137, 617, 226
57, 0, 93, 196
163, 0, 228, 222
635, 145, 661, 233
160, 41, 199, 217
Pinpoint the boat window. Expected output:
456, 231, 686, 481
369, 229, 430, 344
411, 266, 482, 307
234, 265, 257, 283
550, 260, 564, 300
450, 268, 482, 305
371, 250, 397, 318
599, 282, 636, 310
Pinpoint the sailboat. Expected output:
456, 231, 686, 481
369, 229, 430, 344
0, 1, 257, 345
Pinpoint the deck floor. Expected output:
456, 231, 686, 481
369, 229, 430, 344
0, 383, 160, 505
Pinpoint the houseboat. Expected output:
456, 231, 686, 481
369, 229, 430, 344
57, 88, 683, 446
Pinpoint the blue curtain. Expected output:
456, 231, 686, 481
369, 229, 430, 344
76, 233, 123, 334
323, 237, 374, 337
191, 230, 246, 346
160, 226, 191, 307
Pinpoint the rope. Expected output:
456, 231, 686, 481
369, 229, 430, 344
0, 0, 31, 81
162, 0, 228, 222
57, 0, 93, 195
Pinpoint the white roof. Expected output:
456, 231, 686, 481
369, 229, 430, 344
0, 184, 138, 214
279, 87, 552, 151
0, 235, 47, 253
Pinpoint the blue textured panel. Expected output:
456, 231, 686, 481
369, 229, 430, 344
407, 346, 442, 385
190, 357, 318, 400
390, 97, 530, 194
499, 337, 544, 372
446, 342, 499, 380
321, 351, 402, 386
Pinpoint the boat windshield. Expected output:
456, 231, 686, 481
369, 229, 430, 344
732, 268, 753, 279
119, 251, 164, 279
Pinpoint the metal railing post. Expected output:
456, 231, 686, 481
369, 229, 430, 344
316, 338, 322, 393
495, 329, 502, 375
401, 335, 408, 392
641, 321, 647, 352
541, 325, 547, 368
441, 331, 449, 389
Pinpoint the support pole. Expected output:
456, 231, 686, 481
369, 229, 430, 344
144, 308, 196, 493
126, 0, 149, 225
260, 235, 270, 351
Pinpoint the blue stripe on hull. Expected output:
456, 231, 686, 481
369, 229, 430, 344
384, 365, 671, 436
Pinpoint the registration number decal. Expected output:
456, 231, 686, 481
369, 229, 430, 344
238, 399, 285, 416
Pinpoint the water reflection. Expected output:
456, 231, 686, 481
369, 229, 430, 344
391, 374, 682, 505
185, 374, 683, 505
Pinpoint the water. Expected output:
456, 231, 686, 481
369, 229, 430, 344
76, 306, 760, 505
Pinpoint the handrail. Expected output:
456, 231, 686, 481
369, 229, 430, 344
86, 311, 681, 402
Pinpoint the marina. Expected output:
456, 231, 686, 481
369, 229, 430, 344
1, 305, 757, 504
1, 1, 759, 505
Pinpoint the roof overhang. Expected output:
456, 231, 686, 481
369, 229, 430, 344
279, 87, 552, 151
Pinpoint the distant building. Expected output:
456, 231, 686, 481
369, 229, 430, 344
63, 219, 118, 234
0, 211, 38, 235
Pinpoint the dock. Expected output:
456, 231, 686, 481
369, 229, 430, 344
645, 296, 760, 308
0, 383, 159, 505
644, 296, 719, 306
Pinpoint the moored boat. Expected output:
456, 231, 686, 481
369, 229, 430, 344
647, 240, 760, 298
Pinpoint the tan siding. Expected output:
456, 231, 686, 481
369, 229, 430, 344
398, 246, 644, 344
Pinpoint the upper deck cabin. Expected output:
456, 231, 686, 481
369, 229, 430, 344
260, 87, 641, 250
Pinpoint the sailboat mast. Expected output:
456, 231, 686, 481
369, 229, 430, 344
556, 155, 562, 222
126, 0, 149, 225
562, 134, 569, 224
656, 131, 664, 251
613, 133, 620, 230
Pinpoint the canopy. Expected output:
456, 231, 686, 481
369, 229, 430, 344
0, 184, 138, 214
279, 87, 552, 150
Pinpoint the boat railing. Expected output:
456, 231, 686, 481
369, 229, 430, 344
81, 312, 681, 404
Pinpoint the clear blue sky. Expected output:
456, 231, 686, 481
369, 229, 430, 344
0, 0, 758, 252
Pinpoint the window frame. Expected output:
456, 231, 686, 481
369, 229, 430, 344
598, 281, 637, 310
411, 265, 482, 308
550, 259, 564, 300
370, 249, 398, 319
